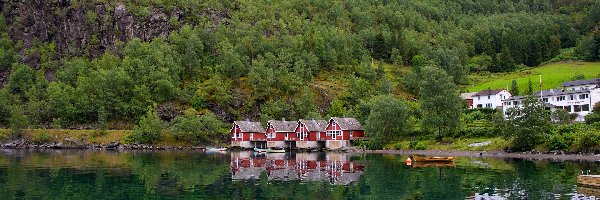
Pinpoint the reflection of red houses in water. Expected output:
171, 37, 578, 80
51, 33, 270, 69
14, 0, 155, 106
230, 152, 364, 185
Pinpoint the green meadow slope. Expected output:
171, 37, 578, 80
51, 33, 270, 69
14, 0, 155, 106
466, 62, 600, 93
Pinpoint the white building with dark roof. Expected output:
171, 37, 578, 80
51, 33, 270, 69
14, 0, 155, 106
502, 79, 600, 122
472, 89, 511, 109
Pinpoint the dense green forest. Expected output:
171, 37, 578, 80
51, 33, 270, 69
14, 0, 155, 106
0, 0, 599, 146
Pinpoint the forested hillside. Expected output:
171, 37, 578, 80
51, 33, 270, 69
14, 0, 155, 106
0, 0, 598, 135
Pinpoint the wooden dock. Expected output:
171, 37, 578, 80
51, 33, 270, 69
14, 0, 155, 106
578, 175, 600, 188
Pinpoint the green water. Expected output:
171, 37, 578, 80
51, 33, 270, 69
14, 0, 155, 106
0, 150, 598, 200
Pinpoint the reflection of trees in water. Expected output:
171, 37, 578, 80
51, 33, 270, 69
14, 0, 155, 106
0, 150, 597, 199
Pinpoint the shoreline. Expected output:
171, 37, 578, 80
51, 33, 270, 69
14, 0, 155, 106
363, 149, 600, 162
2, 141, 600, 162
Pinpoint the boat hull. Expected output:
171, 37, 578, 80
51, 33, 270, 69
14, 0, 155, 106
412, 155, 455, 162
254, 148, 268, 152
207, 148, 227, 152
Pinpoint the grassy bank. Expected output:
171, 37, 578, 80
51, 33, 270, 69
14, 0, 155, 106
0, 129, 131, 144
384, 137, 510, 151
0, 129, 223, 147
467, 61, 600, 92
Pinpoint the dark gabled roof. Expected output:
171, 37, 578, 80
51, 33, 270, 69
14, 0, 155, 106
561, 78, 600, 87
503, 89, 591, 102
473, 89, 506, 97
233, 121, 265, 133
331, 117, 363, 131
504, 95, 525, 101
267, 120, 297, 132
298, 119, 328, 132
535, 88, 591, 97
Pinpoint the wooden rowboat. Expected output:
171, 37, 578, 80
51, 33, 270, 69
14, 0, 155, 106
267, 148, 286, 153
206, 147, 227, 152
254, 147, 269, 152
412, 162, 456, 168
412, 155, 455, 162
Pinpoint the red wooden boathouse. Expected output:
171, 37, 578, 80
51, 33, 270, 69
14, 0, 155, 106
231, 121, 266, 148
266, 120, 297, 148
295, 119, 328, 149
325, 117, 364, 149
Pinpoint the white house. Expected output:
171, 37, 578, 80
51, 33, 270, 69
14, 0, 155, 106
472, 89, 511, 109
502, 78, 600, 122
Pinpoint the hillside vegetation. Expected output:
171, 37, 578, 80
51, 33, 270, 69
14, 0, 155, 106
467, 62, 600, 93
0, 1, 598, 146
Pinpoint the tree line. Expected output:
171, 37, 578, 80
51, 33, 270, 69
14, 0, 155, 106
0, 0, 598, 146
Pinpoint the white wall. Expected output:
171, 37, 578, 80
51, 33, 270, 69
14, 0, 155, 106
473, 90, 511, 109
502, 89, 599, 122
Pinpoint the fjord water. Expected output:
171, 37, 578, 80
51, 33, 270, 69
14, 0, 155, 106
0, 150, 598, 200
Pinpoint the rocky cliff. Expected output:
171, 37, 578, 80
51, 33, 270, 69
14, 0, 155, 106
2, 1, 176, 63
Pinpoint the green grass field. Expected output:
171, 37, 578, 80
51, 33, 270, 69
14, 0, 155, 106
466, 62, 600, 93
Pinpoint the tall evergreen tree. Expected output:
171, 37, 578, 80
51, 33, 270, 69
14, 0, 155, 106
527, 78, 533, 95
510, 80, 520, 96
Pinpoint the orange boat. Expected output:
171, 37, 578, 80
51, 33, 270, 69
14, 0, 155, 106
412, 162, 456, 168
412, 155, 455, 162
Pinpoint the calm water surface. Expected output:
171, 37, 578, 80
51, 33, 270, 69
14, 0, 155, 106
0, 150, 598, 200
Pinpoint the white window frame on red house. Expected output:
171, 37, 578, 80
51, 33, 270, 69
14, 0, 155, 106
327, 130, 342, 140
232, 125, 241, 140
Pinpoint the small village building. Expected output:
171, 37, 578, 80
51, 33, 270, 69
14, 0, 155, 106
502, 79, 600, 122
460, 92, 476, 109
325, 117, 364, 149
294, 119, 328, 149
231, 121, 266, 148
265, 120, 298, 148
472, 89, 511, 109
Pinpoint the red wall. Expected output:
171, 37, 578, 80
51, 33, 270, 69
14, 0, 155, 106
352, 130, 364, 138
308, 132, 317, 141
287, 132, 297, 140
268, 132, 286, 141
342, 130, 350, 140
252, 132, 266, 140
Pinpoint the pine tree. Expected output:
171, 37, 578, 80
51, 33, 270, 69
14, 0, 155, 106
527, 78, 533, 95
510, 80, 520, 96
